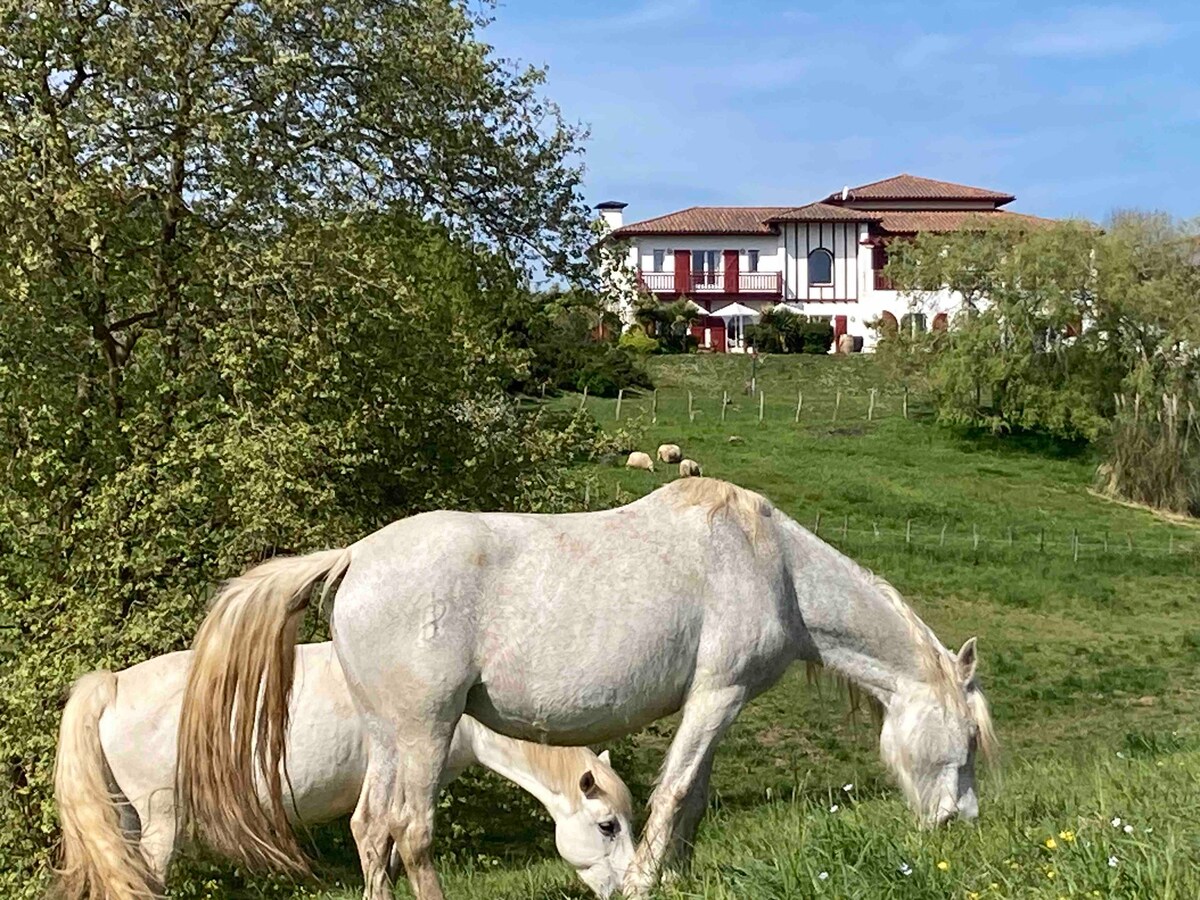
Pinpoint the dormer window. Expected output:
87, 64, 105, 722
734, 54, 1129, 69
808, 248, 834, 286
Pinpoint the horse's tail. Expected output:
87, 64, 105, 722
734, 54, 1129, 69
176, 547, 352, 874
52, 670, 160, 900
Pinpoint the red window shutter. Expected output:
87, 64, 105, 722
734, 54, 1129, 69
674, 250, 691, 294
723, 250, 739, 293
835, 315, 848, 340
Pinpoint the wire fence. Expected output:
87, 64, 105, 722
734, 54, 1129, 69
585, 384, 928, 427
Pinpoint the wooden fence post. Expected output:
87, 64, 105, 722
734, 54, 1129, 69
905, 519, 912, 549
688, 390, 695, 423
868, 388, 876, 422
972, 524, 979, 553
721, 390, 728, 423
795, 389, 803, 423
833, 390, 841, 423
759, 391, 765, 425
615, 388, 623, 421
902, 386, 909, 420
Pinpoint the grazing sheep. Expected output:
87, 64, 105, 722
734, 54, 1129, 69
679, 459, 703, 478
656, 443, 682, 464
626, 451, 654, 472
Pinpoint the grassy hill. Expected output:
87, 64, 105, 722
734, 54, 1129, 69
295, 354, 1200, 900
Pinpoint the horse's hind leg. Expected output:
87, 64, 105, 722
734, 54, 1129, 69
352, 714, 456, 900
624, 685, 747, 898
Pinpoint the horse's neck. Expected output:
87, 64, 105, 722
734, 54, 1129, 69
780, 519, 937, 703
456, 718, 572, 821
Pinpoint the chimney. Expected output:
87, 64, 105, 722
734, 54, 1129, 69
595, 200, 628, 232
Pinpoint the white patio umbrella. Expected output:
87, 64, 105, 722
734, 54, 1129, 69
711, 302, 760, 352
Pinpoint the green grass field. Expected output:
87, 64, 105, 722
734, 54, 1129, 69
232, 354, 1200, 900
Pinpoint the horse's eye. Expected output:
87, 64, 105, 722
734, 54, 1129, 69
598, 820, 620, 838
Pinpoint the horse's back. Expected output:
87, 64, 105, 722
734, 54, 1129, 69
333, 490, 792, 743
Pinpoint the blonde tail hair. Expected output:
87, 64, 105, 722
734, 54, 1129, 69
176, 547, 352, 874
52, 671, 159, 900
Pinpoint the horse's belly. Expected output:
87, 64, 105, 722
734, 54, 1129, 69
467, 633, 696, 744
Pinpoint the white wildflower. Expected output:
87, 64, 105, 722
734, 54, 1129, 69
1108, 856, 1118, 868
829, 804, 839, 813
1110, 817, 1122, 828
843, 783, 854, 792
1123, 824, 1133, 834
818, 871, 829, 881
898, 862, 913, 876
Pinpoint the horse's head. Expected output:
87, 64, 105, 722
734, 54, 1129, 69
554, 751, 636, 898
879, 637, 996, 827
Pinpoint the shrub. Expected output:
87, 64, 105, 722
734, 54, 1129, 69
619, 326, 660, 355
746, 308, 834, 354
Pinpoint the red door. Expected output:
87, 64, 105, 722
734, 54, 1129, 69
709, 316, 727, 352
835, 315, 848, 341
723, 250, 739, 294
673, 250, 691, 294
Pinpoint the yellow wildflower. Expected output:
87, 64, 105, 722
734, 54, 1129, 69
968, 893, 980, 900
1044, 837, 1058, 850
1058, 829, 1076, 843
937, 860, 950, 872
1046, 869, 1057, 880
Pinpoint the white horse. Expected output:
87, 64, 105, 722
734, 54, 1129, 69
53, 642, 635, 900
178, 478, 996, 900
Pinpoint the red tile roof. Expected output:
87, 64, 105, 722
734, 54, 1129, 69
874, 209, 1053, 234
610, 206, 792, 237
828, 174, 1015, 205
765, 203, 879, 223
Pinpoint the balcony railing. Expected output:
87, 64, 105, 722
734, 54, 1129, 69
873, 271, 896, 291
637, 270, 782, 296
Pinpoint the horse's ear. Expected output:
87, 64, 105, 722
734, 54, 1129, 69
956, 637, 978, 684
579, 770, 600, 798
597, 749, 611, 765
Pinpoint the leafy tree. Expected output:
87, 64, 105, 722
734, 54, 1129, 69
882, 214, 1200, 513
0, 1, 602, 891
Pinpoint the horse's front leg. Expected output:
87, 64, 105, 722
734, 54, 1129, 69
623, 685, 747, 898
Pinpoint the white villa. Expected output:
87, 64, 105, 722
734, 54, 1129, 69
597, 174, 1050, 352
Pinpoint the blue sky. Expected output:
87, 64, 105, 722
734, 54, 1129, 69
485, 1, 1200, 224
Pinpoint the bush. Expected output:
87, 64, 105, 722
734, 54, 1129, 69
516, 298, 653, 398
618, 326, 660, 355
746, 307, 834, 354
634, 298, 699, 354
0, 215, 610, 895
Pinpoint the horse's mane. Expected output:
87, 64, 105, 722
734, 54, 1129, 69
870, 573, 998, 764
666, 477, 773, 540
518, 743, 634, 820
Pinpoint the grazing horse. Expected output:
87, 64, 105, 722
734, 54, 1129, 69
53, 643, 634, 900
178, 478, 996, 900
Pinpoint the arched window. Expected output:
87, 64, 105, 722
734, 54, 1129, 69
807, 248, 833, 286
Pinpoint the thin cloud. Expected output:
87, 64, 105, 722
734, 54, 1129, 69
1007, 6, 1172, 58
894, 33, 961, 70
570, 0, 702, 33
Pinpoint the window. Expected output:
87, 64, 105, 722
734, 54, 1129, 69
808, 248, 833, 286
691, 249, 718, 285
652, 249, 665, 273
747, 249, 759, 272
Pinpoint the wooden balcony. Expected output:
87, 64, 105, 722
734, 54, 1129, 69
638, 270, 782, 296
873, 271, 896, 291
